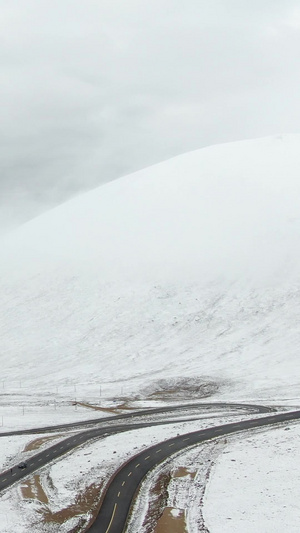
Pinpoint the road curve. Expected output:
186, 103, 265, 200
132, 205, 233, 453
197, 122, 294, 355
88, 409, 300, 533
0, 401, 273, 437
0, 418, 218, 492
0, 402, 268, 493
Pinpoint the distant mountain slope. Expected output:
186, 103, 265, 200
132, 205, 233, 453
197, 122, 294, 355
1, 135, 300, 400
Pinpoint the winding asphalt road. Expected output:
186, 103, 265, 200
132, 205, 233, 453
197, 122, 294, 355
88, 409, 300, 533
0, 400, 273, 437
0, 402, 268, 492
0, 401, 291, 532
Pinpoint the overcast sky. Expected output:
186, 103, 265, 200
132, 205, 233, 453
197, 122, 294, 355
1, 0, 300, 232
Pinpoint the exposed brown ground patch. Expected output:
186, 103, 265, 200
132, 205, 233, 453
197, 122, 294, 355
154, 507, 187, 533
23, 434, 64, 452
150, 389, 179, 400
76, 401, 133, 413
21, 475, 48, 504
42, 482, 103, 528
146, 378, 219, 401
173, 467, 196, 479
134, 471, 171, 533
20, 472, 104, 531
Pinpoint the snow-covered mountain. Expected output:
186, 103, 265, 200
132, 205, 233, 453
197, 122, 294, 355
1, 135, 300, 401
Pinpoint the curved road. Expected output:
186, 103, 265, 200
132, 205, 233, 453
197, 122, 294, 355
88, 409, 300, 533
0, 401, 285, 531
0, 401, 273, 437
0, 402, 268, 492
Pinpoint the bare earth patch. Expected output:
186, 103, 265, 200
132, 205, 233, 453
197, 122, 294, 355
21, 475, 48, 504
137, 471, 171, 533
42, 482, 103, 529
20, 471, 104, 532
142, 378, 220, 402
23, 434, 65, 452
76, 401, 133, 413
173, 467, 196, 479
154, 507, 188, 533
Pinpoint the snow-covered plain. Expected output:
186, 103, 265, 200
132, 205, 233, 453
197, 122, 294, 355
1, 135, 300, 531
204, 422, 300, 533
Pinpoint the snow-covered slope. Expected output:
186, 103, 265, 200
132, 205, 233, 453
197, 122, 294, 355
1, 135, 300, 400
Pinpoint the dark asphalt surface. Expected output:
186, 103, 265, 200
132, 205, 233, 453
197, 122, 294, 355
88, 409, 300, 533
0, 402, 281, 530
0, 402, 268, 492
0, 400, 273, 437
0, 417, 221, 492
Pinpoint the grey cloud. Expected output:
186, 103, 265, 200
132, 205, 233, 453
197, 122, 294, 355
0, 0, 300, 233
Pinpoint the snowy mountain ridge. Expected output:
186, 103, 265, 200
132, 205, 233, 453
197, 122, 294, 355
1, 134, 300, 400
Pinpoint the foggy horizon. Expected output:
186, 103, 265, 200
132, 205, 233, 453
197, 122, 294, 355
1, 0, 300, 232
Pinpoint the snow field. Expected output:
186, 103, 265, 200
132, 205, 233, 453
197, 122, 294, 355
203, 422, 300, 532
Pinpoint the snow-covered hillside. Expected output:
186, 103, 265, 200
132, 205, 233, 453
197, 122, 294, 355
1, 135, 300, 401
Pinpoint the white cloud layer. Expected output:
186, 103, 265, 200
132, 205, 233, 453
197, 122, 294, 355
1, 0, 300, 231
